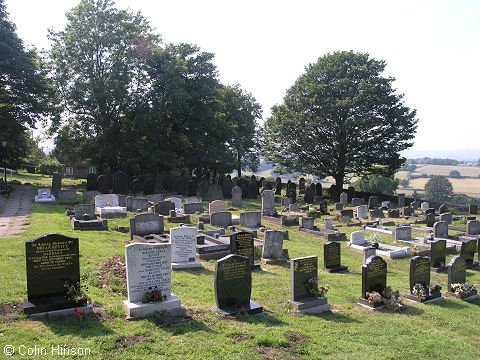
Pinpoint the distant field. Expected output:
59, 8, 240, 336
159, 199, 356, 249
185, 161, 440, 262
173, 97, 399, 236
400, 177, 480, 197
410, 164, 480, 177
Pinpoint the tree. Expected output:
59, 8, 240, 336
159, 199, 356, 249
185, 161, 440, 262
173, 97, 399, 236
0, 0, 52, 169
449, 170, 461, 178
221, 84, 262, 177
424, 176, 453, 203
48, 0, 159, 173
353, 174, 400, 195
262, 51, 418, 190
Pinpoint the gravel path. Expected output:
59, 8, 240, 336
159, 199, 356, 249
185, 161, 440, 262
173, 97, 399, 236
0, 185, 34, 238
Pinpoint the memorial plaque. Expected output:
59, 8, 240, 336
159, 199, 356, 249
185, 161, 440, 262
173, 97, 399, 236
230, 231, 255, 265
125, 243, 171, 302
447, 256, 466, 292
323, 242, 347, 272
170, 227, 197, 263
430, 239, 446, 270
26, 234, 80, 301
409, 256, 431, 292
214, 254, 263, 314
130, 213, 164, 239
460, 239, 478, 267
361, 256, 387, 299
291, 256, 318, 301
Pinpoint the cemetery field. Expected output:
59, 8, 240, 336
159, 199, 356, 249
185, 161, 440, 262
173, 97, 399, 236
1, 195, 480, 359
10, 171, 85, 188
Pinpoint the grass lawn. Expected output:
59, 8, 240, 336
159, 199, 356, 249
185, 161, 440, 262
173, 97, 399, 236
1, 183, 480, 359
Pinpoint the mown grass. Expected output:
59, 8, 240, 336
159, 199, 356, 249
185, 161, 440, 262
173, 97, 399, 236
1, 182, 480, 359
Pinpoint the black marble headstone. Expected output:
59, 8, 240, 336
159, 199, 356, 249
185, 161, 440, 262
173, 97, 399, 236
130, 178, 141, 195
86, 173, 98, 191
113, 171, 129, 195
153, 201, 175, 216
291, 256, 317, 301
430, 239, 446, 272
230, 232, 259, 269
447, 256, 466, 292
324, 242, 348, 273
460, 239, 478, 268
24, 234, 82, 314
304, 187, 314, 204
214, 254, 263, 315
426, 208, 435, 227
143, 178, 154, 195
409, 256, 430, 292
361, 256, 387, 299
97, 174, 109, 194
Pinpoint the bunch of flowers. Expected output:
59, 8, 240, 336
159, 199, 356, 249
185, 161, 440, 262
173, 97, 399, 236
412, 283, 427, 299
451, 283, 477, 297
370, 234, 381, 248
366, 291, 382, 304
74, 308, 86, 319
382, 286, 400, 300
143, 286, 167, 303
305, 278, 329, 298
428, 283, 442, 297
64, 281, 88, 306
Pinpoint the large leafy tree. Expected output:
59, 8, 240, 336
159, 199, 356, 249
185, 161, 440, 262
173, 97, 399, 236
48, 0, 159, 173
353, 174, 400, 196
0, 0, 52, 169
221, 84, 262, 178
263, 51, 418, 190
424, 175, 453, 203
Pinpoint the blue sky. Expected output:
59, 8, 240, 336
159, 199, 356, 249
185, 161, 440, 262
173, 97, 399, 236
5, 0, 480, 154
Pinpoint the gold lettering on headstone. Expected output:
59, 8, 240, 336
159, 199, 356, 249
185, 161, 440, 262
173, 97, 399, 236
223, 260, 247, 281
28, 240, 75, 271
367, 259, 386, 279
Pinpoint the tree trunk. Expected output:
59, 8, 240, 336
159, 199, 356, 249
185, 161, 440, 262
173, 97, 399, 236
334, 174, 344, 193
237, 152, 242, 178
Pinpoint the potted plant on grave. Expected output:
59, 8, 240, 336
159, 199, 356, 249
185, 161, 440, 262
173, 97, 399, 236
142, 286, 167, 303
451, 283, 478, 299
305, 277, 329, 299
370, 234, 381, 249
381, 286, 406, 311
64, 281, 89, 307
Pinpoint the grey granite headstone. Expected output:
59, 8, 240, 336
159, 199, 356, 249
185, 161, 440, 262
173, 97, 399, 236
239, 212, 261, 228
232, 186, 242, 207
262, 230, 284, 259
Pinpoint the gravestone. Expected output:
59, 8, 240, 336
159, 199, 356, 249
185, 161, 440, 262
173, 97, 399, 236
411, 201, 420, 210
281, 197, 291, 207
340, 192, 348, 207
368, 196, 378, 209
113, 171, 129, 195
340, 209, 353, 218
439, 213, 452, 224
247, 177, 258, 199
381, 201, 391, 209
352, 198, 363, 206
183, 202, 204, 214
186, 179, 198, 197
394, 225, 412, 241
430, 239, 447, 272
86, 173, 98, 191
350, 231, 366, 245
97, 175, 110, 194
262, 230, 284, 262
323, 241, 348, 272
240, 183, 248, 199
433, 221, 448, 238
199, 179, 210, 199
154, 174, 165, 192
287, 183, 296, 203
144, 178, 155, 195
186, 196, 202, 204
335, 203, 344, 211
170, 226, 202, 269
324, 218, 334, 230
83, 190, 99, 204
130, 179, 141, 195
363, 247, 376, 264
126, 196, 148, 212
275, 180, 282, 195
397, 194, 405, 208
214, 254, 263, 315
209, 200, 228, 214
369, 208, 384, 219
175, 176, 187, 196
73, 204, 95, 220
298, 177, 306, 191
153, 201, 175, 216
426, 208, 436, 227
447, 256, 466, 293
261, 190, 276, 216
301, 217, 315, 230
460, 239, 479, 268
95, 194, 127, 218
239, 212, 261, 228
24, 234, 90, 315
357, 205, 368, 219
222, 176, 233, 198
409, 256, 431, 293
315, 183, 322, 196
469, 204, 478, 215
210, 211, 232, 228
403, 206, 414, 217
360, 256, 387, 306
57, 189, 77, 201
466, 220, 480, 236
147, 194, 164, 203
230, 231, 259, 269
289, 203, 299, 212
304, 187, 315, 204
130, 213, 164, 240
232, 186, 242, 207
320, 202, 329, 214
387, 209, 400, 218
165, 197, 182, 210
123, 242, 185, 318
208, 184, 223, 202
438, 204, 447, 214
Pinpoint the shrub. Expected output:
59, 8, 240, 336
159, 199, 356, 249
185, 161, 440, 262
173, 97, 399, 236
36, 159, 64, 175
424, 176, 453, 203
449, 170, 461, 178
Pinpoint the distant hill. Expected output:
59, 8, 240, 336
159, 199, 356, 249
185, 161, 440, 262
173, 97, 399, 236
401, 149, 480, 162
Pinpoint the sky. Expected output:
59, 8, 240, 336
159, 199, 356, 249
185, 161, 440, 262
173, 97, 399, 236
4, 0, 480, 156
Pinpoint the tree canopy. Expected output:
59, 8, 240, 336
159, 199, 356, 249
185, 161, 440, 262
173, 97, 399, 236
262, 51, 418, 190
424, 175, 453, 203
353, 174, 400, 196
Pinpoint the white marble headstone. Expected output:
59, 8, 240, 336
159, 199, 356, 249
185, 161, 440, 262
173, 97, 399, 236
165, 197, 182, 210
125, 243, 171, 302
95, 194, 119, 208
170, 226, 197, 264
350, 230, 366, 245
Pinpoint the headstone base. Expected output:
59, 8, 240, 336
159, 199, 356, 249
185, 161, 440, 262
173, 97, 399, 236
24, 296, 89, 315
27, 303, 93, 319
71, 217, 108, 231
405, 294, 444, 304
98, 207, 127, 218
357, 298, 385, 311
445, 291, 479, 301
430, 266, 447, 273
166, 215, 191, 223
288, 297, 330, 314
323, 265, 348, 273
213, 300, 264, 316
171, 260, 203, 270
261, 257, 286, 265
251, 262, 261, 270
123, 294, 185, 319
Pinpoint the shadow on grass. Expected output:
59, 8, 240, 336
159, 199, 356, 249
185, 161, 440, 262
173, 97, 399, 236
173, 267, 214, 276
311, 311, 361, 323
220, 309, 287, 327
41, 313, 114, 338
432, 299, 468, 309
